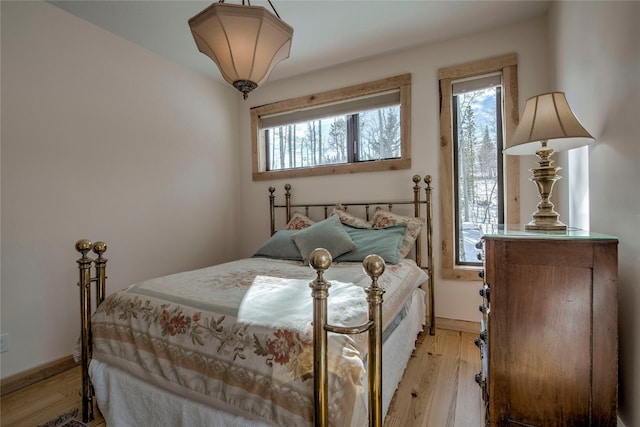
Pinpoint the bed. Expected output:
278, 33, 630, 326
75, 174, 434, 426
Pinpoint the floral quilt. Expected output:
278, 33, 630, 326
91, 257, 426, 426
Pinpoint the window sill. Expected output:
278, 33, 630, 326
253, 158, 411, 181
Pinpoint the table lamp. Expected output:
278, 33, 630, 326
504, 92, 594, 231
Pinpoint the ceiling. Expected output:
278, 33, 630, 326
49, 0, 551, 84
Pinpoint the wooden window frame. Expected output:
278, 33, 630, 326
251, 74, 411, 181
439, 54, 520, 281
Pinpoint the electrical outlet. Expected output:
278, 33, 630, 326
0, 334, 8, 353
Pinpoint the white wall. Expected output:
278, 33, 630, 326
7, 5, 635, 421
549, 2, 640, 426
0, 1, 240, 378
236, 16, 549, 323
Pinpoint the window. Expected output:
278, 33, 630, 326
251, 74, 411, 180
453, 75, 504, 265
262, 93, 401, 171
439, 54, 520, 280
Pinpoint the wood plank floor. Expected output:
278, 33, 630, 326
1, 328, 482, 427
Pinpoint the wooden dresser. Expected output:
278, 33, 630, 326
476, 229, 618, 426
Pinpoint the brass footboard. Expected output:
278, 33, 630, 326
309, 248, 385, 427
75, 241, 384, 426
75, 239, 107, 423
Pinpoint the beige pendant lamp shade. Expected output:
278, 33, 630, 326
189, 1, 294, 99
504, 92, 594, 231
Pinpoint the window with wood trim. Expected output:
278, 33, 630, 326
251, 74, 411, 181
439, 54, 520, 281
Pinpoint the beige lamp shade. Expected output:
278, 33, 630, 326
189, 2, 293, 99
503, 91, 595, 231
504, 92, 594, 155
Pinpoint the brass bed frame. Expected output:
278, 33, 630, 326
75, 174, 434, 426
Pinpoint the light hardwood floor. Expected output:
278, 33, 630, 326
0, 328, 482, 427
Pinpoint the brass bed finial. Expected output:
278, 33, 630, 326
363, 253, 386, 279
75, 239, 92, 254
309, 247, 332, 274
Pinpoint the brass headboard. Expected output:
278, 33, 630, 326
268, 174, 435, 335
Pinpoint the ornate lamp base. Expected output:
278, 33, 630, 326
525, 141, 567, 232
525, 215, 567, 231
233, 80, 258, 100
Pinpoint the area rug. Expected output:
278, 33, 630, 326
37, 408, 89, 427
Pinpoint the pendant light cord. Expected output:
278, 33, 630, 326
218, 0, 282, 19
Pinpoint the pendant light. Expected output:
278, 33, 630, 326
189, 1, 294, 99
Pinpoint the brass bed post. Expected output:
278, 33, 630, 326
411, 174, 436, 335
94, 242, 107, 309
363, 254, 385, 427
309, 248, 385, 427
424, 175, 435, 335
76, 239, 94, 423
75, 239, 108, 423
412, 175, 422, 266
269, 186, 276, 235
309, 249, 330, 426
284, 183, 292, 222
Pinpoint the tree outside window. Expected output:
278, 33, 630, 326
265, 106, 401, 171
454, 86, 503, 265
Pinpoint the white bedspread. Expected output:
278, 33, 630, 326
90, 257, 426, 426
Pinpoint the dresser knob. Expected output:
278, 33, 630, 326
474, 372, 483, 385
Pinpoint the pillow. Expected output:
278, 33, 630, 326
253, 230, 302, 260
370, 210, 425, 258
335, 224, 407, 264
284, 212, 315, 230
292, 216, 357, 260
330, 205, 371, 229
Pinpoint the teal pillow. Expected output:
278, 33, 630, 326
335, 223, 407, 264
292, 216, 357, 260
253, 230, 303, 261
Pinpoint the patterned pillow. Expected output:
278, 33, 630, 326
330, 205, 371, 229
370, 209, 424, 258
284, 212, 315, 230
